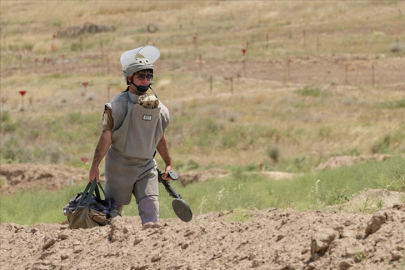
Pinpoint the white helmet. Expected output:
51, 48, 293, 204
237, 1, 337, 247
120, 45, 160, 78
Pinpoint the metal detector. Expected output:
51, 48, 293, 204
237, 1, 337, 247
158, 169, 193, 222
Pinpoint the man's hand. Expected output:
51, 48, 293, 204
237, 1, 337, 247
89, 166, 100, 183
161, 165, 173, 180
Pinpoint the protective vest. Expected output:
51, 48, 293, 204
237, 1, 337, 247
106, 91, 169, 159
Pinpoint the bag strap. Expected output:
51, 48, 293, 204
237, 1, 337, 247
74, 181, 108, 210
94, 182, 107, 200
74, 182, 92, 211
94, 182, 101, 200
82, 180, 99, 228
84, 181, 98, 210
97, 182, 107, 198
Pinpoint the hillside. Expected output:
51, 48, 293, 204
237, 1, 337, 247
1, 1, 405, 167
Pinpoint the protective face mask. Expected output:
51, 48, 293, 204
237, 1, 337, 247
135, 85, 150, 92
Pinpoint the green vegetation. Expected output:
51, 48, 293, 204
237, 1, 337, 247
371, 134, 391, 154
294, 86, 326, 98
378, 99, 405, 109
0, 112, 100, 165
2, 156, 404, 225
53, 17, 63, 27
71, 42, 82, 52
267, 146, 279, 163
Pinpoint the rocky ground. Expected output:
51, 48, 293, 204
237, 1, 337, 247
1, 203, 404, 270
1, 162, 405, 269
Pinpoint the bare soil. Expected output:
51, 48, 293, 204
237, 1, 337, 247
1, 204, 404, 270
315, 154, 392, 171
1, 163, 405, 269
0, 163, 90, 194
2, 56, 405, 88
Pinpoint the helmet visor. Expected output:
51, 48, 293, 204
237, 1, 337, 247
120, 45, 160, 69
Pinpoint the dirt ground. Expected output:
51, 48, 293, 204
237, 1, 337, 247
2, 56, 405, 89
1, 163, 405, 269
315, 154, 392, 171
0, 163, 90, 194
1, 202, 404, 270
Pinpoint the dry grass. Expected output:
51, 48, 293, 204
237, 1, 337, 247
1, 1, 405, 169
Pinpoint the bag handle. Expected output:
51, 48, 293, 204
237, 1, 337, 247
84, 181, 98, 210
74, 182, 93, 211
82, 181, 99, 228
75, 180, 107, 211
96, 182, 107, 199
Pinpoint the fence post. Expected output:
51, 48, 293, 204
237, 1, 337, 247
210, 75, 213, 94
372, 63, 375, 86
230, 77, 234, 95
242, 49, 246, 77
345, 64, 348, 85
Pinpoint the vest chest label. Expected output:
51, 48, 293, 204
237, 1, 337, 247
142, 114, 152, 121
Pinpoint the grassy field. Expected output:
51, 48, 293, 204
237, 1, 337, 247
2, 155, 405, 225
1, 1, 404, 168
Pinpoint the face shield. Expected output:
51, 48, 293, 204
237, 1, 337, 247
121, 45, 160, 77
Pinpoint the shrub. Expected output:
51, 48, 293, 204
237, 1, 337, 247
71, 42, 82, 52
378, 99, 405, 109
371, 134, 390, 154
53, 17, 63, 27
1, 119, 20, 133
294, 86, 326, 97
221, 133, 238, 148
186, 159, 199, 170
1, 111, 11, 123
267, 146, 279, 163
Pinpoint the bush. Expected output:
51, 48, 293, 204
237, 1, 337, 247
371, 134, 390, 154
71, 42, 82, 52
378, 99, 405, 109
53, 17, 63, 27
221, 133, 238, 148
187, 159, 199, 170
294, 86, 326, 97
267, 146, 279, 163
1, 111, 11, 123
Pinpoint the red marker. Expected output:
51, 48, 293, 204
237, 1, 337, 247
19, 91, 27, 112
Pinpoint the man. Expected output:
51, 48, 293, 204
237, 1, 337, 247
89, 45, 173, 228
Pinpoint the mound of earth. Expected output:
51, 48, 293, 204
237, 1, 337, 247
260, 171, 296, 180
178, 169, 295, 186
316, 154, 391, 170
333, 189, 405, 212
178, 169, 229, 186
0, 163, 90, 194
1, 200, 404, 269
